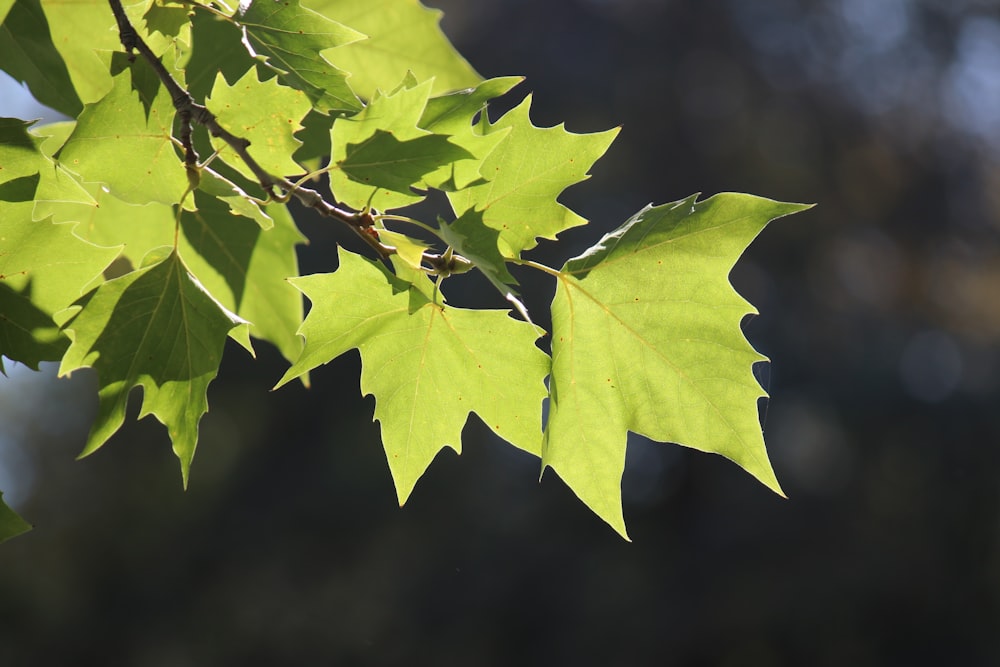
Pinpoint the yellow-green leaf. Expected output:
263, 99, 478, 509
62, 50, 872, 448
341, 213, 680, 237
277, 247, 549, 503
543, 193, 811, 538
59, 250, 246, 485
206, 69, 312, 181
447, 96, 619, 257
304, 0, 481, 101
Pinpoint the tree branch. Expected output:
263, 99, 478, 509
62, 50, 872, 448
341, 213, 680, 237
106, 0, 391, 258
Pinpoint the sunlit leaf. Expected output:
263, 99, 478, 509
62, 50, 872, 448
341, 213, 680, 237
237, 0, 364, 112
329, 78, 462, 210
39, 0, 183, 105
206, 68, 312, 181
543, 193, 810, 538
0, 0, 83, 116
58, 66, 187, 206
304, 0, 481, 100
59, 250, 246, 485
0, 120, 119, 368
447, 96, 619, 256
418, 76, 521, 191
276, 247, 549, 502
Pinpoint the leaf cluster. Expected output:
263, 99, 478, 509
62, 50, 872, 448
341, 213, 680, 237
0, 0, 808, 541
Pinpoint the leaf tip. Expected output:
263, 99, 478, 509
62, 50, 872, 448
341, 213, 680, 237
272, 368, 299, 391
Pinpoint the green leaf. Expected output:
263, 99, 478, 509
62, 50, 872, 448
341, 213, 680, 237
59, 250, 246, 485
185, 9, 256, 102
0, 278, 67, 369
237, 0, 365, 113
10, 119, 100, 219
329, 78, 466, 210
303, 0, 481, 101
0, 118, 115, 368
43, 182, 173, 263
292, 109, 334, 164
58, 66, 187, 206
543, 193, 810, 538
0, 492, 31, 544
277, 247, 549, 502
438, 209, 520, 302
56, 183, 303, 366
206, 69, 312, 181
0, 200, 119, 369
0, 0, 83, 116
418, 76, 521, 191
38, 0, 184, 105
142, 0, 191, 43
29, 119, 76, 158
196, 168, 274, 230
377, 228, 430, 270
0, 118, 85, 195
339, 129, 472, 195
447, 96, 619, 257
178, 193, 306, 366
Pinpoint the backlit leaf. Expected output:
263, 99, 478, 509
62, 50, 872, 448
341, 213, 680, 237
276, 247, 549, 502
237, 0, 364, 113
418, 76, 521, 191
304, 0, 481, 101
329, 78, 460, 210
0, 0, 83, 116
58, 66, 187, 206
185, 9, 255, 101
543, 193, 810, 538
0, 201, 118, 369
59, 250, 246, 485
0, 120, 119, 368
339, 130, 472, 195
55, 184, 304, 366
0, 492, 31, 544
178, 193, 306, 366
39, 0, 185, 105
447, 96, 619, 257
206, 69, 312, 181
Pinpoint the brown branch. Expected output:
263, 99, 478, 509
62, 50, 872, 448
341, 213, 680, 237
106, 0, 392, 259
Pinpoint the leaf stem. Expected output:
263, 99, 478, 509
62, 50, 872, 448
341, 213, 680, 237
105, 0, 394, 259
508, 257, 562, 277
374, 214, 443, 238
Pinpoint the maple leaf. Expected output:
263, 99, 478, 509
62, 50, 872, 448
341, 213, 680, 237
178, 193, 306, 366
340, 130, 472, 195
0, 119, 118, 370
447, 96, 619, 257
185, 9, 256, 102
329, 78, 471, 211
58, 65, 187, 206
303, 0, 481, 101
418, 76, 521, 191
32, 0, 186, 106
276, 247, 549, 502
0, 117, 94, 216
206, 69, 312, 181
0, 203, 118, 370
53, 184, 305, 368
59, 250, 248, 485
237, 0, 365, 113
0, 0, 82, 116
0, 492, 31, 544
542, 193, 811, 538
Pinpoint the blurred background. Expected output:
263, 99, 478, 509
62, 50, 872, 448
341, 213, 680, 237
2, 0, 1000, 664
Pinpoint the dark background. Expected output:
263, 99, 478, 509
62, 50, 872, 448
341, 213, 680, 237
2, 0, 1000, 664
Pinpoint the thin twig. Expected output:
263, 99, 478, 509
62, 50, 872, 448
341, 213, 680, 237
105, 0, 391, 258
